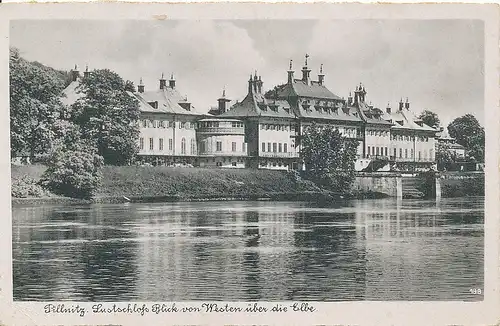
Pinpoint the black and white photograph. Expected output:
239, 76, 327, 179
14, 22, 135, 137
1, 3, 499, 325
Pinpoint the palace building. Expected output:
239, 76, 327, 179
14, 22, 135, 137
60, 56, 439, 172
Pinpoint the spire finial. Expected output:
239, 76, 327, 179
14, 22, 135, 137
170, 73, 174, 80
139, 77, 143, 85
289, 59, 293, 70
254, 70, 257, 77
406, 97, 409, 103
320, 64, 323, 74
161, 72, 164, 79
85, 64, 88, 72
305, 54, 309, 66
222, 87, 226, 98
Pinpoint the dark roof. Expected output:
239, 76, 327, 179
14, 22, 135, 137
273, 80, 343, 100
220, 91, 295, 119
355, 102, 393, 126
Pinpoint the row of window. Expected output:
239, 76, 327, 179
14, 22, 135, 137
261, 142, 290, 153
367, 145, 434, 159
139, 137, 196, 155
391, 134, 430, 142
367, 130, 389, 137
259, 161, 290, 168
199, 141, 246, 153
260, 124, 295, 132
198, 121, 244, 128
141, 120, 196, 129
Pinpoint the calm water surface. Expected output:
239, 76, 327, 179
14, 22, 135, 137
12, 197, 484, 301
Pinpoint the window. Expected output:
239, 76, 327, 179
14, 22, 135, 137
242, 143, 246, 153
159, 138, 164, 151
284, 143, 288, 153
268, 142, 271, 152
216, 141, 222, 152
232, 142, 236, 152
149, 138, 154, 151
405, 149, 408, 158
393, 148, 397, 158
376, 147, 380, 156
232, 162, 237, 167
180, 122, 186, 129
200, 141, 205, 153
372, 147, 375, 156
278, 143, 282, 153
384, 147, 388, 156
181, 138, 186, 154
169, 138, 173, 151
142, 120, 147, 128
190, 122, 196, 129
430, 149, 434, 160
140, 138, 144, 150
191, 139, 196, 155
399, 148, 402, 158
262, 142, 266, 152
273, 143, 277, 153
411, 149, 414, 158
367, 146, 370, 157
418, 151, 421, 160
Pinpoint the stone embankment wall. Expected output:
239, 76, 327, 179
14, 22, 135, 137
352, 172, 402, 198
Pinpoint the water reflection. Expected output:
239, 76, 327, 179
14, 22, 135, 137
12, 198, 484, 301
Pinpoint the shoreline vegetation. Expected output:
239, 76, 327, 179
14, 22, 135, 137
11, 164, 389, 205
11, 164, 484, 206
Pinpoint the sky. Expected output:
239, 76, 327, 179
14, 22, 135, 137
10, 19, 484, 126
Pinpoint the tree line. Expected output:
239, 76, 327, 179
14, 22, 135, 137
10, 48, 140, 198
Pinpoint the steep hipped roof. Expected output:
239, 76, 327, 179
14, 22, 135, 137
60, 79, 84, 106
133, 88, 206, 116
273, 80, 343, 100
383, 106, 437, 132
220, 90, 295, 119
354, 101, 393, 126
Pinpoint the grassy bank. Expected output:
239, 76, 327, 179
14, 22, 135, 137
11, 164, 329, 203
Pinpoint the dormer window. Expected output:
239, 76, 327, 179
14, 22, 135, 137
148, 101, 158, 109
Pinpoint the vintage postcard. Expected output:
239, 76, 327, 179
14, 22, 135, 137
0, 2, 499, 326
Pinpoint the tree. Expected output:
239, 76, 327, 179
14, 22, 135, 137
435, 142, 456, 171
9, 48, 68, 159
70, 69, 140, 165
418, 110, 440, 129
447, 114, 485, 162
41, 145, 104, 199
301, 124, 359, 193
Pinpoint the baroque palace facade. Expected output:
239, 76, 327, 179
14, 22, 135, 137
62, 56, 438, 172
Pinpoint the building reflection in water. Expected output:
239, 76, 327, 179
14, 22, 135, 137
13, 204, 139, 301
355, 198, 483, 301
13, 198, 483, 302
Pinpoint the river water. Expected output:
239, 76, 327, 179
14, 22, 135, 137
12, 197, 484, 302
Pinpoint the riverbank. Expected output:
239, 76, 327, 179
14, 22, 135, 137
11, 165, 483, 205
12, 165, 351, 205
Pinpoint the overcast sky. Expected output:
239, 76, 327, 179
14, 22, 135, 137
10, 19, 484, 126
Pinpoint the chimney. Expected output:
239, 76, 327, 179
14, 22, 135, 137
301, 54, 311, 84
257, 76, 263, 93
169, 73, 176, 89
71, 64, 80, 82
138, 78, 145, 93
159, 73, 166, 90
318, 64, 325, 86
253, 72, 258, 93
83, 65, 90, 79
347, 92, 353, 106
405, 97, 410, 109
287, 59, 294, 84
217, 89, 230, 114
386, 103, 391, 114
248, 74, 254, 95
398, 98, 404, 110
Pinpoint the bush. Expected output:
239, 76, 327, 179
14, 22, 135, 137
41, 148, 104, 199
11, 176, 48, 198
